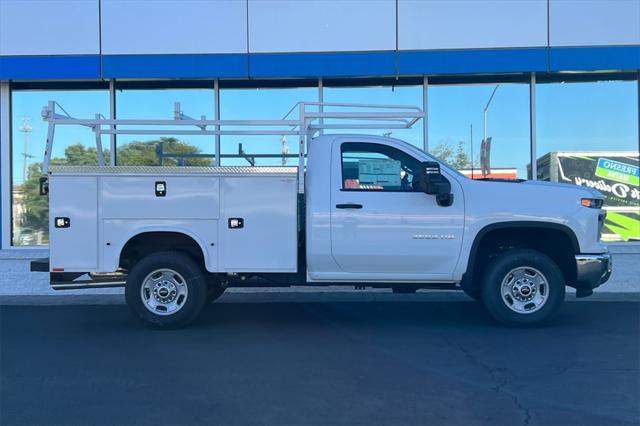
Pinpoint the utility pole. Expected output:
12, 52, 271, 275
482, 84, 500, 177
483, 84, 500, 149
18, 116, 33, 184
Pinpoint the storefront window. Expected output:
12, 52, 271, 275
428, 81, 531, 180
536, 77, 639, 242
10, 88, 109, 246
115, 86, 215, 166
322, 84, 423, 149
219, 85, 318, 166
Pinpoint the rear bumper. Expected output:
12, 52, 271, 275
575, 252, 612, 290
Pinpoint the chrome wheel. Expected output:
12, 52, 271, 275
140, 269, 189, 316
500, 266, 549, 314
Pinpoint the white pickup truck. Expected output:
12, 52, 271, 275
31, 101, 612, 328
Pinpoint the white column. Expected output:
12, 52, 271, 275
423, 76, 428, 152
109, 80, 116, 165
214, 79, 221, 166
0, 82, 11, 249
318, 78, 324, 136
529, 73, 537, 180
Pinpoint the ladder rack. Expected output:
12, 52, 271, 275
41, 101, 425, 193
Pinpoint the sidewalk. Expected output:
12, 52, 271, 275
1, 246, 638, 303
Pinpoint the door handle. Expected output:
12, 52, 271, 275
336, 203, 363, 209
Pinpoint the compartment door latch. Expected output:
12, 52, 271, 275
54, 217, 70, 228
228, 218, 244, 229
155, 181, 166, 197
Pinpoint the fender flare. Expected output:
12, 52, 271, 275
461, 221, 580, 290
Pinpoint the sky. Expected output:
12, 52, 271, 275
10, 80, 640, 183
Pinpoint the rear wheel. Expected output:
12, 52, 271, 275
206, 275, 226, 303
481, 249, 565, 326
125, 251, 207, 328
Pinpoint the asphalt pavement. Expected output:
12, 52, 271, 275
1, 300, 639, 426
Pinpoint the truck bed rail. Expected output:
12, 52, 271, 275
41, 101, 425, 193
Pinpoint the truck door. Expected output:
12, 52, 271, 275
330, 139, 464, 281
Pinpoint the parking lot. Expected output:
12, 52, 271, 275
1, 296, 638, 426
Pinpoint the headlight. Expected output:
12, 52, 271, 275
581, 198, 603, 209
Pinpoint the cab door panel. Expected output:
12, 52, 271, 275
329, 138, 464, 281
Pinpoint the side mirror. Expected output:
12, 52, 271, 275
419, 162, 454, 207
39, 176, 49, 196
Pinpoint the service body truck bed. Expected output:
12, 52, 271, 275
49, 166, 298, 275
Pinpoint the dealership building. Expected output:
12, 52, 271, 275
0, 1, 638, 287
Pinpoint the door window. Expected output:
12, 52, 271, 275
341, 142, 422, 191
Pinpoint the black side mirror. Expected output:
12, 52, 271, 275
419, 162, 454, 207
39, 176, 49, 196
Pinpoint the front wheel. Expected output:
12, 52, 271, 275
125, 251, 207, 328
481, 249, 565, 326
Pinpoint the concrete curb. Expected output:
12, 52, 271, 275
1, 290, 638, 306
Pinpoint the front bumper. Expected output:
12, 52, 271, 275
575, 252, 612, 292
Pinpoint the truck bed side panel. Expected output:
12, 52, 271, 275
49, 176, 98, 271
220, 176, 297, 272
101, 176, 219, 219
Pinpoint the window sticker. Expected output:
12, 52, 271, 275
358, 159, 402, 188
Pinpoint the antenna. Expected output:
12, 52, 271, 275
18, 116, 34, 184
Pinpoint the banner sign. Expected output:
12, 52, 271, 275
549, 153, 639, 242
594, 158, 639, 186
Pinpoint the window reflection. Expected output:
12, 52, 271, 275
219, 86, 318, 166
428, 82, 530, 180
115, 87, 215, 166
536, 78, 639, 242
8, 76, 639, 247
322, 85, 423, 149
11, 89, 109, 246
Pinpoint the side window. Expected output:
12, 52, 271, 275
341, 142, 422, 191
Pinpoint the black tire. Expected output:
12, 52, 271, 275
481, 248, 565, 326
206, 276, 226, 303
462, 285, 482, 302
207, 287, 226, 303
125, 251, 207, 328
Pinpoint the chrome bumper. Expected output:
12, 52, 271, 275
575, 252, 612, 290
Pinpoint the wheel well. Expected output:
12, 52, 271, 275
464, 225, 578, 294
119, 232, 205, 271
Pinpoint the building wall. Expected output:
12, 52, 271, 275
1, 0, 639, 80
2, 0, 639, 56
